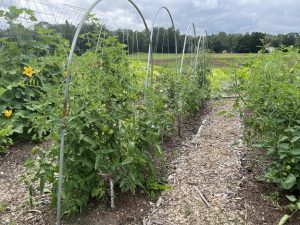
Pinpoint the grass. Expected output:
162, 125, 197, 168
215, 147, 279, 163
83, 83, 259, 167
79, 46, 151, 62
0, 201, 7, 214
127, 52, 256, 68
209, 53, 256, 68
210, 53, 255, 59
128, 52, 196, 67
127, 52, 185, 61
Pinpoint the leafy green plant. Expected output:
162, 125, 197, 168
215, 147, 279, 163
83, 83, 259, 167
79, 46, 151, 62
278, 195, 300, 225
0, 6, 67, 146
0, 125, 12, 153
207, 68, 233, 97
25, 37, 163, 216
234, 47, 300, 191
23, 32, 208, 217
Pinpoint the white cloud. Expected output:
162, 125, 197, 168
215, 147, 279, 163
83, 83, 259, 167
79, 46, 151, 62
237, 0, 261, 5
1, 0, 299, 34
192, 0, 219, 10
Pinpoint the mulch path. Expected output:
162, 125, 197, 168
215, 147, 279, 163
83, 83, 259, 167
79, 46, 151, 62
144, 99, 247, 224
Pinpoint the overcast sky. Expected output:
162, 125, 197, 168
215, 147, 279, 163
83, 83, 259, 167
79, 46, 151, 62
12, 0, 300, 34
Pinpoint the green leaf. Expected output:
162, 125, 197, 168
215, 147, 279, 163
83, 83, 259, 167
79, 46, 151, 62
91, 188, 99, 197
296, 202, 300, 209
278, 143, 289, 150
155, 144, 163, 156
285, 127, 295, 133
0, 90, 14, 101
102, 148, 115, 154
25, 160, 35, 169
81, 135, 96, 147
267, 147, 276, 155
121, 157, 133, 166
40, 175, 46, 194
278, 214, 290, 225
13, 124, 24, 133
80, 159, 94, 169
286, 195, 297, 202
253, 143, 263, 148
291, 136, 300, 143
282, 174, 296, 190
279, 136, 289, 142
291, 148, 300, 155
277, 118, 286, 123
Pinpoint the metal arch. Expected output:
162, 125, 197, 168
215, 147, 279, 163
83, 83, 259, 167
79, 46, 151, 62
145, 6, 178, 92
179, 22, 196, 74
194, 30, 208, 86
56, 1, 149, 224
203, 30, 208, 85
195, 34, 204, 69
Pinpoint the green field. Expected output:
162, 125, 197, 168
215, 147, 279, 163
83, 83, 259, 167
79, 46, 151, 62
128, 52, 255, 68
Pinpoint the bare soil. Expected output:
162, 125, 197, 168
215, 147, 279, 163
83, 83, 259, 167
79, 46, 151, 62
238, 138, 300, 225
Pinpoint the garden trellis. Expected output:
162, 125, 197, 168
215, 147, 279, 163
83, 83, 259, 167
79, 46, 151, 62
0, 0, 208, 224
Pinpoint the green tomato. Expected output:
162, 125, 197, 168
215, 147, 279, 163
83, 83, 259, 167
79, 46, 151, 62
290, 159, 296, 164
282, 172, 288, 177
286, 165, 291, 171
101, 125, 109, 132
128, 141, 135, 150
108, 129, 114, 135
136, 105, 146, 111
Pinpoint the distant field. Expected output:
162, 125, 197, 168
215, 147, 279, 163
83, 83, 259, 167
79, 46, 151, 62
209, 53, 256, 67
128, 53, 192, 66
128, 52, 181, 60
128, 52, 256, 67
210, 53, 255, 59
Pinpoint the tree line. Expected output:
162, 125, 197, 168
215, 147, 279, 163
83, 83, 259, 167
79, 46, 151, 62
1, 19, 299, 54
208, 32, 300, 53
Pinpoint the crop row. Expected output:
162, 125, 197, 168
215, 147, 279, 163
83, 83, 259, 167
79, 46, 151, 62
0, 7, 208, 216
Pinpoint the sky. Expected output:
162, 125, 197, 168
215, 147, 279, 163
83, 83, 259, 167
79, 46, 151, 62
3, 0, 300, 34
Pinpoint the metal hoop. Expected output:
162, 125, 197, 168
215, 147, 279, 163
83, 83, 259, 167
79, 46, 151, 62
145, 6, 178, 93
179, 22, 196, 74
195, 30, 208, 85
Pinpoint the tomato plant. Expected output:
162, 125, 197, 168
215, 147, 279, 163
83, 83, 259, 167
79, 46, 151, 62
234, 47, 300, 191
23, 32, 208, 216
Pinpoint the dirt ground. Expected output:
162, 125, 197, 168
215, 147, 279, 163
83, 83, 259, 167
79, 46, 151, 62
1, 99, 299, 225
